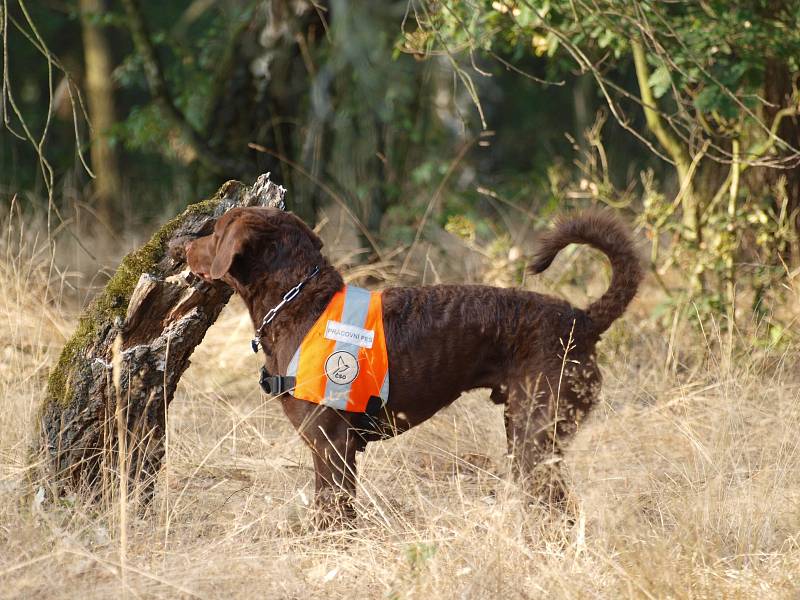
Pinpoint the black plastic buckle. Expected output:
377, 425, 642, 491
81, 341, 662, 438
366, 395, 383, 416
258, 367, 294, 395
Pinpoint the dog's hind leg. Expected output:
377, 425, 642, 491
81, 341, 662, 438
503, 375, 582, 508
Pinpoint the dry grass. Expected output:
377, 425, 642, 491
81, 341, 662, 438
1, 210, 799, 599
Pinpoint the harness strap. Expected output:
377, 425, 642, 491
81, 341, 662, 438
258, 367, 385, 452
258, 367, 296, 395
354, 398, 391, 451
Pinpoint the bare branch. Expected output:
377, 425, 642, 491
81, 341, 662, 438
119, 0, 249, 177
630, 38, 692, 181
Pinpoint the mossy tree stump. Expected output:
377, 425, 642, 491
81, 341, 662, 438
39, 174, 285, 501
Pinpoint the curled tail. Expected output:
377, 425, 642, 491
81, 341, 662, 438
531, 210, 643, 334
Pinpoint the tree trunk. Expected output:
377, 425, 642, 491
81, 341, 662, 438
38, 174, 285, 502
80, 0, 122, 224
763, 58, 800, 268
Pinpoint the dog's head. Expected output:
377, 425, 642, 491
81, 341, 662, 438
186, 207, 323, 288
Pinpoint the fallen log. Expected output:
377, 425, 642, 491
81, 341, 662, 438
38, 174, 285, 501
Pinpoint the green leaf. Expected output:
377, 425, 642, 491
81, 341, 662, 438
648, 64, 672, 99
694, 86, 720, 113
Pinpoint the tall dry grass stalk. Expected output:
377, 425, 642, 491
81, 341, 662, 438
0, 208, 798, 598
111, 333, 128, 597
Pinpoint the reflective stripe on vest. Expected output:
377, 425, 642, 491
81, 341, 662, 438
286, 286, 389, 413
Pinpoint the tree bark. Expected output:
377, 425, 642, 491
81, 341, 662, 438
79, 0, 122, 224
763, 58, 800, 267
38, 174, 285, 502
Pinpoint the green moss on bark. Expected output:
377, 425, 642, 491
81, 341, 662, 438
45, 193, 225, 408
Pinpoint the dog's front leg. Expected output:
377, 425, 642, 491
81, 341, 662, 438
309, 432, 358, 527
281, 399, 360, 527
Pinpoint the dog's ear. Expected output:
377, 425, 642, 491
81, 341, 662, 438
210, 217, 250, 279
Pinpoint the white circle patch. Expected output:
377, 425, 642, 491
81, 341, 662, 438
324, 350, 359, 385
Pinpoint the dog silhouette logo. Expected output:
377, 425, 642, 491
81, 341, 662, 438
324, 350, 359, 385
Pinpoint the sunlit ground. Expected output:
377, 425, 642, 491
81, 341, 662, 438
1, 212, 799, 599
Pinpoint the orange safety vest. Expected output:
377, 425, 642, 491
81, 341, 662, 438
286, 286, 389, 413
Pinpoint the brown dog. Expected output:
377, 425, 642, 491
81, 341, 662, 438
186, 207, 641, 521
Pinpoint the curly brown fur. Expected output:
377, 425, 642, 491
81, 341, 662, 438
186, 207, 642, 523
531, 209, 643, 334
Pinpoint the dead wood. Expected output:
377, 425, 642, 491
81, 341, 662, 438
38, 174, 285, 501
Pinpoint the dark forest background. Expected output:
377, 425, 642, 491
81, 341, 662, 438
2, 0, 799, 338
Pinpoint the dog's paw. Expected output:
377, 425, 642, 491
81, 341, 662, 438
312, 489, 357, 530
